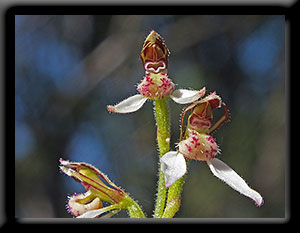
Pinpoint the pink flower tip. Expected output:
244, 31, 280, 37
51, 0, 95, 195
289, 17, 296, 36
106, 105, 115, 113
255, 197, 264, 207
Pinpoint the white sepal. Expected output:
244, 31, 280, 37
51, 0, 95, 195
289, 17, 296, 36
77, 204, 120, 218
107, 94, 147, 114
160, 151, 187, 188
170, 87, 206, 104
207, 158, 263, 206
77, 207, 109, 218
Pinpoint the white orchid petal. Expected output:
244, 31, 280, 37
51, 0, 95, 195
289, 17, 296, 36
161, 151, 187, 188
170, 88, 206, 104
76, 207, 109, 218
207, 158, 263, 206
107, 94, 147, 113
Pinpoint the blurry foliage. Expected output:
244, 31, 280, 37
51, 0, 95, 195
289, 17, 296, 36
15, 15, 285, 218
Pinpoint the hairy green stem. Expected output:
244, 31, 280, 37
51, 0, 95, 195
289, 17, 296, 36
161, 198, 181, 218
153, 98, 170, 218
126, 199, 146, 218
166, 177, 185, 205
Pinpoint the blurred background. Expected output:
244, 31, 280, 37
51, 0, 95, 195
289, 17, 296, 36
15, 15, 285, 219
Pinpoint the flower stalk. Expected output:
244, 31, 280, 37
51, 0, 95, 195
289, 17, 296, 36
161, 198, 181, 218
154, 98, 170, 156
127, 201, 147, 218
153, 98, 170, 218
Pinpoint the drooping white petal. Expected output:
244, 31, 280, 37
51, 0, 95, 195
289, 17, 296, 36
170, 87, 206, 104
160, 151, 187, 188
107, 94, 147, 114
76, 207, 109, 218
207, 158, 263, 206
77, 204, 120, 218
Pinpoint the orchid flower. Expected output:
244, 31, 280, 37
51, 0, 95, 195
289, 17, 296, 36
60, 30, 264, 218
160, 92, 264, 207
59, 159, 145, 218
107, 30, 206, 114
